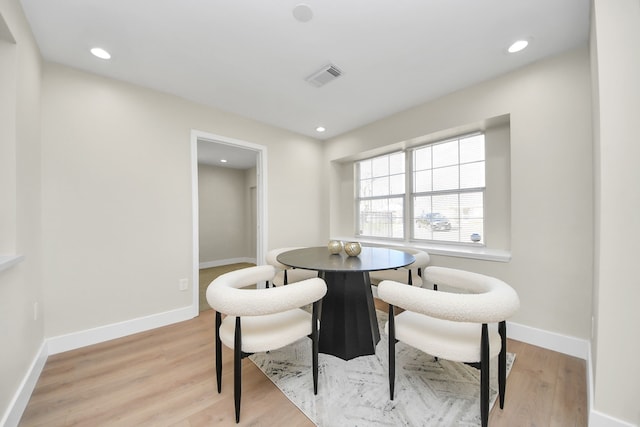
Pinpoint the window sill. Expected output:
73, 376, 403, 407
0, 255, 25, 273
332, 237, 511, 263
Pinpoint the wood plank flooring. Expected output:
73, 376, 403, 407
198, 263, 255, 312
19, 307, 587, 427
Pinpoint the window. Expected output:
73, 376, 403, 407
356, 133, 485, 244
356, 152, 404, 238
412, 134, 485, 243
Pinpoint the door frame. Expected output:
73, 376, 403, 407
190, 129, 268, 316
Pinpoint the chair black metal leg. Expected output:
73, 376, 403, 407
498, 320, 507, 409
407, 270, 413, 286
234, 317, 242, 423
312, 300, 319, 394
284, 269, 288, 285
388, 304, 396, 400
433, 283, 439, 362
215, 312, 222, 393
480, 323, 489, 427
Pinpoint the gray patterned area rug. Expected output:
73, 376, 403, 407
250, 311, 515, 427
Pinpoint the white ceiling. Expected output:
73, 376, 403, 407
21, 0, 590, 143
197, 140, 257, 169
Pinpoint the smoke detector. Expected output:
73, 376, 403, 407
305, 64, 343, 87
292, 4, 313, 23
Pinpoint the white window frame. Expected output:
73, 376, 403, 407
355, 151, 405, 240
410, 133, 486, 245
355, 133, 486, 246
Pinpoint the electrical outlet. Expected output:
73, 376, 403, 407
179, 278, 188, 291
34, 302, 38, 321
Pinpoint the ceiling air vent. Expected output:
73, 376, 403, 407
305, 64, 343, 87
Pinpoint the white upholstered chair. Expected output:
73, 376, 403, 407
206, 265, 327, 423
265, 247, 318, 287
369, 248, 431, 294
378, 266, 520, 427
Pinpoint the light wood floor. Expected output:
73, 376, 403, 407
198, 263, 255, 312
20, 306, 588, 427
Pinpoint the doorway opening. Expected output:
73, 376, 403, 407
190, 130, 267, 316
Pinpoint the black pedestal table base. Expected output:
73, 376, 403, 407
318, 271, 380, 360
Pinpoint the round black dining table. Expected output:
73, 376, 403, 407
278, 246, 415, 360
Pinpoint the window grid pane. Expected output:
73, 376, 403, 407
358, 197, 404, 238
359, 178, 371, 198
371, 176, 389, 196
432, 165, 459, 191
460, 134, 485, 163
389, 174, 405, 194
359, 161, 372, 179
389, 152, 405, 175
372, 156, 388, 177
460, 161, 485, 189
432, 140, 458, 168
414, 146, 432, 171
414, 170, 432, 193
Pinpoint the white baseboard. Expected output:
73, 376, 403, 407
1, 342, 48, 427
47, 306, 195, 355
506, 320, 589, 360
590, 410, 637, 427
199, 257, 256, 270
586, 344, 637, 427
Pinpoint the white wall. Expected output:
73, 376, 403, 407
0, 0, 43, 423
591, 0, 640, 425
326, 46, 594, 340
41, 62, 326, 338
198, 164, 251, 263
0, 13, 17, 254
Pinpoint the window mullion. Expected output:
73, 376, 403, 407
412, 187, 485, 198
405, 150, 412, 242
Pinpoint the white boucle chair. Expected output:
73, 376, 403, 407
206, 264, 327, 423
369, 248, 431, 293
377, 266, 520, 427
265, 247, 318, 287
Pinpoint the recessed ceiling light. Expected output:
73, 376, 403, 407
316, 126, 326, 133
220, 159, 228, 163
507, 40, 529, 54
90, 47, 111, 60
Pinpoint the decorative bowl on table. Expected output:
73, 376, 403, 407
344, 242, 362, 257
327, 240, 343, 254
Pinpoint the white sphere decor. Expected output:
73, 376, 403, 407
344, 242, 362, 257
327, 240, 343, 254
